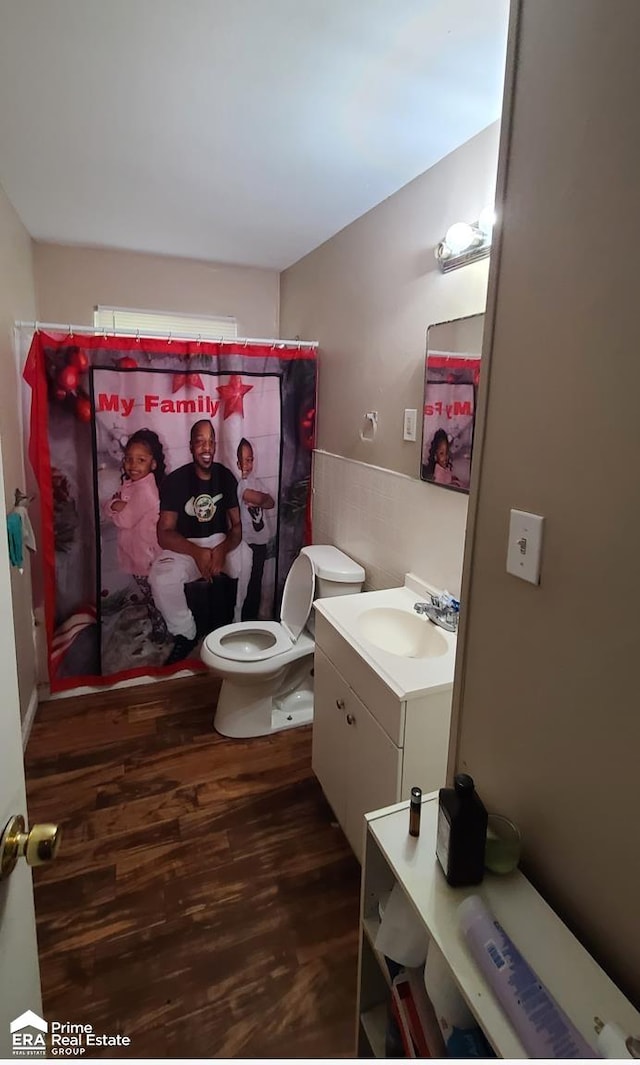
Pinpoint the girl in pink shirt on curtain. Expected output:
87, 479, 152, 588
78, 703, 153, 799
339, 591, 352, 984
104, 428, 166, 576
103, 428, 169, 644
425, 428, 461, 488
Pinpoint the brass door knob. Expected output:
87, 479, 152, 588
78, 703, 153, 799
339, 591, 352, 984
0, 815, 61, 881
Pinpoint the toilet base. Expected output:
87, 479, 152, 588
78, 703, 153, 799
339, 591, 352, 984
213, 657, 314, 738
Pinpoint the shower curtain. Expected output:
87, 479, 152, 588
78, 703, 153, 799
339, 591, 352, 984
24, 332, 316, 691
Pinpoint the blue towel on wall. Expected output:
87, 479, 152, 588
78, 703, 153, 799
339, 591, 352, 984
7, 511, 24, 568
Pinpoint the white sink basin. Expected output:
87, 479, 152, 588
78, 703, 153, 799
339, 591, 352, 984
357, 606, 448, 659
313, 575, 457, 699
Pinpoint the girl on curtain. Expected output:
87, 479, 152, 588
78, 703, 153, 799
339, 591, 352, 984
103, 428, 167, 640
424, 429, 460, 487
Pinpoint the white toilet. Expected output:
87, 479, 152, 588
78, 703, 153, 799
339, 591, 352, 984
201, 545, 365, 738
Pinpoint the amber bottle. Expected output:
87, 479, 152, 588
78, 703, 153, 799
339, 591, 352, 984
409, 786, 422, 837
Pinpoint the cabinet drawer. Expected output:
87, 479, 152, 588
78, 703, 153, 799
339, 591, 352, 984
315, 613, 405, 746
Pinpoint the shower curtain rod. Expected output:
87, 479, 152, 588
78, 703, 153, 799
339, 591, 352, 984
15, 321, 318, 349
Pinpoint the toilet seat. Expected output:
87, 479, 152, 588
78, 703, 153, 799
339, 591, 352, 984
202, 551, 316, 664
204, 620, 293, 663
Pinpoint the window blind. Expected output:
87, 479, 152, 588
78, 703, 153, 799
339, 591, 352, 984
94, 306, 238, 341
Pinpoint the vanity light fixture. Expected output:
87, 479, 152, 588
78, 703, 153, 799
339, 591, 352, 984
435, 206, 495, 273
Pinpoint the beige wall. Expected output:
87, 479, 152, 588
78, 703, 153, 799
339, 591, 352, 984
0, 183, 37, 720
453, 0, 640, 1003
280, 124, 498, 477
33, 243, 280, 338
280, 125, 499, 594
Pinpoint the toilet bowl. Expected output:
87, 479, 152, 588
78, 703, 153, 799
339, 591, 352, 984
201, 545, 365, 738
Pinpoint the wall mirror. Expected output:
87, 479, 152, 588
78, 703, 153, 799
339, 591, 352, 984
420, 312, 484, 492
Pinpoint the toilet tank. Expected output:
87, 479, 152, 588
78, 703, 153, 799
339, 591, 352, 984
300, 545, 365, 599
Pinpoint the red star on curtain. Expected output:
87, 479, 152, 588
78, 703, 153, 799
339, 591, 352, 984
171, 372, 205, 394
216, 375, 253, 419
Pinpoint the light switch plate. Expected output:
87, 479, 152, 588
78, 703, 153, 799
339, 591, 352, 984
403, 409, 417, 441
506, 509, 544, 584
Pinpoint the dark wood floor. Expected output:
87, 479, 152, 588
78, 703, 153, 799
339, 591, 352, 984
25, 674, 361, 1058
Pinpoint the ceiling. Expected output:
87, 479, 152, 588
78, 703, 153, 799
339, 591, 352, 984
0, 0, 508, 270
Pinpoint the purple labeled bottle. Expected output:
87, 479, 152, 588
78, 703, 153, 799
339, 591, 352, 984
458, 896, 598, 1058
436, 773, 487, 887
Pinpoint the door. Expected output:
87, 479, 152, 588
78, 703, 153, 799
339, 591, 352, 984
311, 646, 349, 824
344, 695, 401, 862
0, 435, 42, 1057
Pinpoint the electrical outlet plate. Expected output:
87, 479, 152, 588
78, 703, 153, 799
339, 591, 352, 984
403, 408, 417, 441
506, 509, 544, 584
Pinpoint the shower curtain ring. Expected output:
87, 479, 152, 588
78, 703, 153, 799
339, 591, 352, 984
168, 332, 172, 344
135, 329, 140, 343
68, 324, 73, 338
196, 334, 202, 346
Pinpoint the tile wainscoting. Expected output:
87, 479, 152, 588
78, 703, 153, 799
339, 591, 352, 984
311, 450, 468, 596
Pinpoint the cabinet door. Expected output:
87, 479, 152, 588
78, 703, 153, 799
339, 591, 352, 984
344, 695, 401, 862
311, 645, 350, 824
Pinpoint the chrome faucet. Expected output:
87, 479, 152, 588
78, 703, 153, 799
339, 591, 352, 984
414, 593, 460, 633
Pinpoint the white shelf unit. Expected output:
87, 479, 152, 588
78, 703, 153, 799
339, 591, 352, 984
356, 793, 640, 1058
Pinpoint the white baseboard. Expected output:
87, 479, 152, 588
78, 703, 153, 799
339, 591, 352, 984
21, 687, 39, 750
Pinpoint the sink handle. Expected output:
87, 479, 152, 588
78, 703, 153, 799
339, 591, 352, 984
336, 698, 345, 710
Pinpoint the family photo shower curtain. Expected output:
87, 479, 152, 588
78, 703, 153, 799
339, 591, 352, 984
24, 333, 316, 691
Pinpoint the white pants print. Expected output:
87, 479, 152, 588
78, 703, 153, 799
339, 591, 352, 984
149, 533, 252, 639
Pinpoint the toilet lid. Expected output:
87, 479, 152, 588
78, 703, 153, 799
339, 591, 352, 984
280, 551, 315, 642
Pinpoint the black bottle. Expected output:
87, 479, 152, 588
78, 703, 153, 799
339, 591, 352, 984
436, 773, 487, 887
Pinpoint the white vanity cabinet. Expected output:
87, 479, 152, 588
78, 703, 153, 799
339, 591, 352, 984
312, 609, 452, 862
312, 645, 400, 858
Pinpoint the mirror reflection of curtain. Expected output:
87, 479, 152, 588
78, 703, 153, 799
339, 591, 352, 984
420, 313, 484, 493
422, 382, 475, 490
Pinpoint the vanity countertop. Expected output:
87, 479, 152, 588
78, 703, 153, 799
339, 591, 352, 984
313, 574, 457, 701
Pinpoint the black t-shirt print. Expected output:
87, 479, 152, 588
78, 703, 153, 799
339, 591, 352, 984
159, 462, 239, 540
